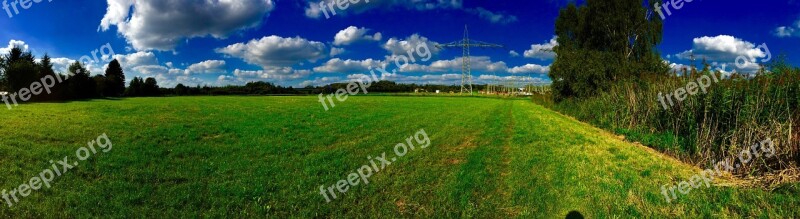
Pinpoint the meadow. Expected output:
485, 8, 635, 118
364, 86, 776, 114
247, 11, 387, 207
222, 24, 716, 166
0, 96, 797, 218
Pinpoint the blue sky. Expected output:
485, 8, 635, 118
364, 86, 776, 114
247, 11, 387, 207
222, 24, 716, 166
0, 0, 798, 87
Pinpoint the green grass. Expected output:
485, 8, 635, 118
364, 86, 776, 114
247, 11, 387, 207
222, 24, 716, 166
0, 96, 797, 217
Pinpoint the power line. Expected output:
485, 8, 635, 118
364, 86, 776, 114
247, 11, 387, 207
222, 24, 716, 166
436, 25, 503, 95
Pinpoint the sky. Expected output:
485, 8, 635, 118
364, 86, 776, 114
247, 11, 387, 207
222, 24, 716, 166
0, 0, 798, 88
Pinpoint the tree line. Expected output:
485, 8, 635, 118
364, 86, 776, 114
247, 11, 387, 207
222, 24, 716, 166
0, 47, 160, 100
1, 47, 485, 100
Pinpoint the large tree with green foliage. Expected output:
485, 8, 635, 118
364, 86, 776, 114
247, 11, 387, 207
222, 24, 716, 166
104, 59, 125, 97
2, 47, 37, 92
550, 0, 669, 101
142, 77, 160, 96
68, 61, 96, 99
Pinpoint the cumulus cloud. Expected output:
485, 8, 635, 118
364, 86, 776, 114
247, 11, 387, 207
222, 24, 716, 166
377, 72, 462, 84
508, 64, 550, 74
112, 51, 159, 67
429, 56, 507, 73
133, 65, 170, 75
0, 40, 29, 54
99, 0, 275, 51
674, 35, 771, 73
333, 26, 382, 46
395, 56, 507, 73
773, 19, 800, 38
509, 50, 520, 57
477, 75, 549, 84
524, 36, 557, 60
668, 63, 691, 74
313, 58, 385, 73
675, 35, 768, 61
232, 68, 311, 80
382, 34, 441, 59
51, 57, 78, 74
184, 60, 226, 75
216, 36, 327, 68
330, 47, 345, 57
465, 7, 518, 24
299, 77, 344, 87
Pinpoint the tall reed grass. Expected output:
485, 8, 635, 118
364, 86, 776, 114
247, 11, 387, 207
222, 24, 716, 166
533, 67, 799, 176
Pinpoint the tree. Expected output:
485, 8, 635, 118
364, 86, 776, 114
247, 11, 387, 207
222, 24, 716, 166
550, 0, 668, 101
36, 54, 63, 100
142, 77, 160, 96
94, 75, 107, 97
104, 59, 125, 97
2, 47, 37, 93
67, 61, 95, 99
126, 77, 144, 96
174, 83, 188, 96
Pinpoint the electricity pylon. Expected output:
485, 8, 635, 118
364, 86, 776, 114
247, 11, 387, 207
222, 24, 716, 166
436, 25, 503, 95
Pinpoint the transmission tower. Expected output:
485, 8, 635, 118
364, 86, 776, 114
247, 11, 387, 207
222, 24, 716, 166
436, 25, 503, 95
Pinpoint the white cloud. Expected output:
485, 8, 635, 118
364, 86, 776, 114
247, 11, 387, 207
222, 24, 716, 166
377, 72, 462, 85
668, 63, 691, 74
99, 0, 275, 51
509, 50, 520, 57
216, 36, 326, 68
133, 65, 170, 75
383, 34, 441, 58
675, 35, 768, 61
184, 60, 226, 75
313, 58, 384, 73
524, 36, 557, 60
477, 75, 548, 84
330, 47, 345, 57
333, 26, 382, 46
51, 57, 77, 74
232, 67, 311, 80
774, 19, 800, 38
674, 35, 771, 73
112, 51, 159, 67
0, 40, 29, 55
428, 56, 508, 73
466, 7, 517, 24
299, 77, 343, 87
395, 56, 507, 73
508, 64, 550, 74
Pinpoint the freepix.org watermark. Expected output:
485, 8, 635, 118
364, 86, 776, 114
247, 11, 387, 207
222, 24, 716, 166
318, 129, 430, 203
314, 0, 371, 19
3, 0, 53, 19
654, 0, 695, 20
660, 137, 775, 203
1, 133, 112, 208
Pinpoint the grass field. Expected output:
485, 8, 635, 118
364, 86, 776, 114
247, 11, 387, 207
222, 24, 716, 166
0, 96, 798, 218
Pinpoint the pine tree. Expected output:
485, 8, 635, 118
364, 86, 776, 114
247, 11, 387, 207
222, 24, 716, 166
104, 59, 125, 97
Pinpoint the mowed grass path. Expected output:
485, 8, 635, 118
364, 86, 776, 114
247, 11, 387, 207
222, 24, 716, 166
0, 96, 797, 217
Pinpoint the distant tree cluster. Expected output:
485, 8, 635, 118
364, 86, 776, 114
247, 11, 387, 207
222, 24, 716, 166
158, 81, 469, 96
125, 77, 161, 97
310, 81, 468, 94
0, 47, 163, 101
550, 0, 669, 101
1, 46, 483, 100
